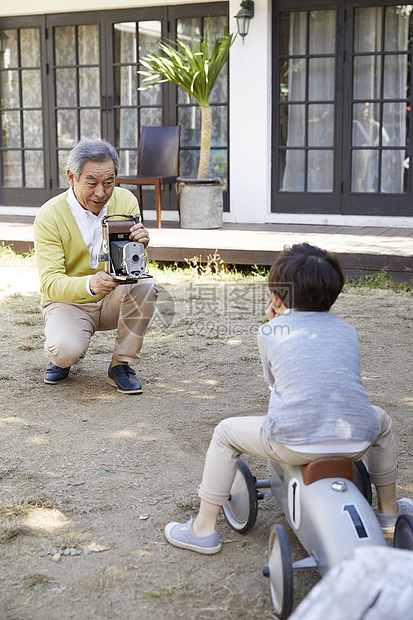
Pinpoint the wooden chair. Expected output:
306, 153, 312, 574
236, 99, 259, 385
115, 125, 181, 228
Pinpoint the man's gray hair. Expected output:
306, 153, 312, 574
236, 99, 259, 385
67, 139, 119, 178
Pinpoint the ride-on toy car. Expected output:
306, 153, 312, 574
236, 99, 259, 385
223, 456, 413, 618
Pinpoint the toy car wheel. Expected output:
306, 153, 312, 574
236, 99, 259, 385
267, 524, 293, 619
393, 514, 413, 550
222, 459, 258, 533
352, 460, 372, 505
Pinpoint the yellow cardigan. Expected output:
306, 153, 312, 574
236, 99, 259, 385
34, 187, 140, 304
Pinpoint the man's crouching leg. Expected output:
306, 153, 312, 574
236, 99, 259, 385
100, 279, 158, 394
42, 301, 97, 384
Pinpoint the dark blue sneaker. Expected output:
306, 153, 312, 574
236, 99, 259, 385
44, 363, 70, 384
108, 364, 143, 394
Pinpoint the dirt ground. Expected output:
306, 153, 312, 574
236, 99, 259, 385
0, 256, 412, 620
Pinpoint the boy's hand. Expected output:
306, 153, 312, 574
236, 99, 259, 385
266, 298, 286, 320
266, 298, 278, 320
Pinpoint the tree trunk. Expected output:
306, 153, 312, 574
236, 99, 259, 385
198, 105, 211, 178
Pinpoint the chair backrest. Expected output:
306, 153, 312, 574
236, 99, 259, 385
138, 125, 181, 181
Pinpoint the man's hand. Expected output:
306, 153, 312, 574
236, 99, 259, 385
129, 223, 150, 248
90, 271, 119, 296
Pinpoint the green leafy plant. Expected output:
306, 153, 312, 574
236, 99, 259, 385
138, 22, 236, 178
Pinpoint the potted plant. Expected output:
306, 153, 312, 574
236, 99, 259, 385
138, 22, 235, 228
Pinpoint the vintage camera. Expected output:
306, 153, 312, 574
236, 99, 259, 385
98, 214, 152, 283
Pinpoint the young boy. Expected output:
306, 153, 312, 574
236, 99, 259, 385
165, 243, 413, 554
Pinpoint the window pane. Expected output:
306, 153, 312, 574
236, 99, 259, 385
280, 58, 306, 101
178, 88, 194, 105
210, 62, 228, 104
22, 70, 42, 107
57, 109, 78, 148
58, 151, 70, 187
308, 104, 334, 147
180, 149, 200, 177
209, 149, 227, 179
20, 29, 40, 67
351, 150, 379, 192
178, 106, 201, 147
78, 24, 99, 65
140, 82, 161, 107
206, 15, 227, 40
79, 67, 100, 107
139, 108, 162, 127
352, 103, 382, 146
309, 10, 336, 54
2, 111, 21, 147
384, 5, 412, 52
309, 58, 335, 101
383, 102, 408, 146
25, 150, 44, 187
280, 104, 305, 146
23, 110, 43, 148
54, 26, 76, 65
177, 18, 201, 40
116, 108, 137, 147
80, 109, 100, 140
118, 149, 138, 176
114, 22, 136, 64
384, 54, 409, 99
211, 106, 227, 147
382, 149, 406, 192
1, 30, 18, 68
308, 150, 333, 191
280, 12, 306, 56
280, 150, 305, 191
354, 7, 382, 53
1, 70, 20, 107
353, 56, 381, 100
56, 68, 77, 107
3, 150, 22, 186
116, 66, 137, 106
139, 20, 161, 56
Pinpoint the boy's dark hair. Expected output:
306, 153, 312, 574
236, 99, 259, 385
268, 243, 344, 311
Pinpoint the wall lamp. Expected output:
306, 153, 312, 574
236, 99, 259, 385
235, 0, 255, 43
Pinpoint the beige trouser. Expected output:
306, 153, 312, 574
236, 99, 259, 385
198, 406, 397, 506
42, 279, 157, 367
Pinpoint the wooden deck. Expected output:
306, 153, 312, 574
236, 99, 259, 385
1, 216, 412, 281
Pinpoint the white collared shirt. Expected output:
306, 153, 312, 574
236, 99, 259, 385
66, 187, 108, 296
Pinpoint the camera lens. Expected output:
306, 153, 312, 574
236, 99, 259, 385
132, 254, 139, 262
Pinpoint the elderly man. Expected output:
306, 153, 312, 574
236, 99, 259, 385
33, 139, 157, 394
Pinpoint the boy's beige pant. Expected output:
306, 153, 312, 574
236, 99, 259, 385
42, 279, 157, 367
198, 406, 397, 506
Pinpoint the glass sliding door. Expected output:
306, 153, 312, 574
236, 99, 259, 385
52, 22, 101, 188
350, 6, 411, 195
272, 0, 413, 216
113, 20, 162, 177
175, 15, 229, 182
0, 4, 229, 210
0, 22, 49, 204
279, 10, 336, 193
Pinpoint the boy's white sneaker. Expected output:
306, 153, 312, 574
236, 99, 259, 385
164, 517, 221, 554
377, 498, 413, 533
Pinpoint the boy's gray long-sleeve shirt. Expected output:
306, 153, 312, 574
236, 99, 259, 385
257, 310, 381, 446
